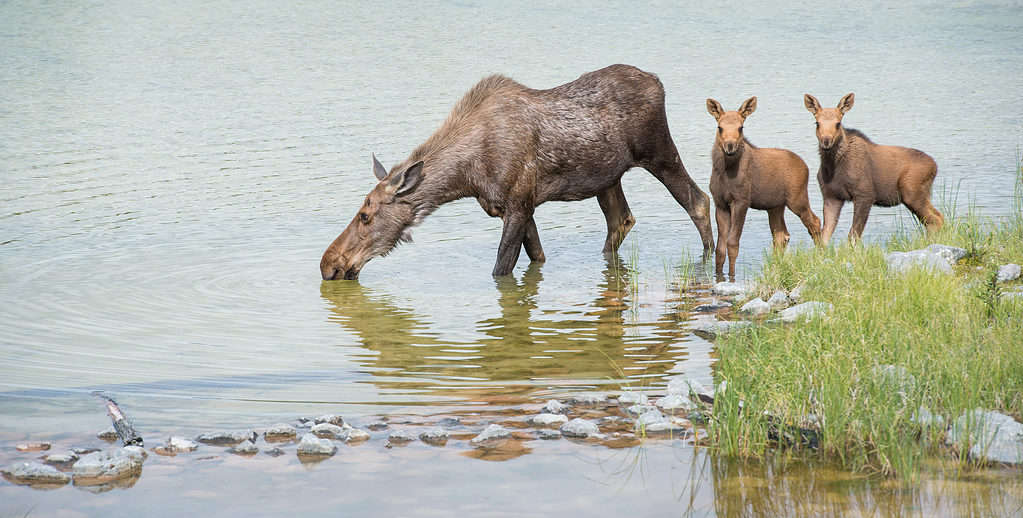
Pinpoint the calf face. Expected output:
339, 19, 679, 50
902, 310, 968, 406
804, 93, 854, 150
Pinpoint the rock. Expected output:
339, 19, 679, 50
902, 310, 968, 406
341, 426, 371, 443
598, 416, 629, 427
536, 429, 562, 440
542, 400, 569, 414
636, 409, 668, 430
295, 418, 314, 428
419, 428, 449, 446
43, 451, 78, 465
740, 298, 771, 316
530, 413, 569, 427
767, 290, 790, 309
2, 462, 71, 486
657, 393, 698, 412
15, 442, 51, 452
997, 264, 1022, 283
946, 409, 1023, 465
387, 429, 418, 444
788, 284, 805, 303
712, 281, 751, 297
470, 424, 511, 445
296, 433, 337, 457
778, 301, 833, 323
97, 427, 119, 441
314, 414, 345, 427
617, 391, 648, 406
624, 404, 658, 417
71, 447, 100, 455
693, 301, 732, 312
872, 364, 917, 396
911, 406, 945, 427
438, 417, 462, 427
567, 393, 609, 406
167, 436, 199, 452
667, 377, 715, 403
72, 448, 145, 483
366, 421, 389, 431
263, 423, 297, 441
691, 318, 752, 339
195, 430, 256, 446
264, 447, 286, 457
645, 420, 688, 435
311, 423, 346, 440
229, 440, 258, 455
560, 418, 600, 438
886, 245, 965, 275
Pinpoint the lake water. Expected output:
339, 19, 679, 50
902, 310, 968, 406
2, 1, 1022, 516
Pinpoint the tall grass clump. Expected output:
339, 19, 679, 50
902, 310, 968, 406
708, 159, 1023, 479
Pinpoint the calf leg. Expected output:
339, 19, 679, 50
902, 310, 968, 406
493, 211, 530, 277
523, 217, 546, 262
727, 203, 749, 279
789, 196, 823, 245
901, 190, 944, 233
640, 149, 714, 254
714, 204, 730, 277
821, 197, 844, 245
597, 182, 636, 254
767, 207, 790, 250
848, 198, 873, 242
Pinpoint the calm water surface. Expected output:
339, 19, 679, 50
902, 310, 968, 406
2, 1, 1022, 516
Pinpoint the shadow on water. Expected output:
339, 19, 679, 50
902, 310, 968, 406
318, 257, 705, 407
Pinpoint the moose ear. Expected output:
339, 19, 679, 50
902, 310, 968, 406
738, 96, 757, 118
372, 153, 388, 180
706, 98, 724, 120
838, 92, 855, 114
387, 161, 424, 196
804, 94, 821, 115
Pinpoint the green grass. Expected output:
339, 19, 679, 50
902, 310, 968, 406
708, 161, 1023, 479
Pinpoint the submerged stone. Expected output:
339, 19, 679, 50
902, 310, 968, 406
567, 393, 609, 406
530, 413, 569, 427
438, 417, 462, 427
693, 301, 732, 312
711, 281, 752, 297
656, 393, 697, 412
311, 423, 345, 440
542, 400, 569, 414
778, 301, 832, 323
2, 462, 71, 486
419, 428, 449, 446
536, 429, 562, 440
264, 447, 286, 457
296, 433, 337, 457
616, 391, 648, 406
195, 430, 256, 446
997, 263, 1021, 283
471, 424, 511, 445
229, 440, 258, 455
263, 423, 297, 441
691, 318, 752, 338
560, 418, 600, 438
366, 421, 389, 431
624, 404, 658, 417
947, 409, 1023, 465
72, 448, 145, 484
667, 377, 711, 401
740, 297, 771, 316
43, 451, 79, 465
767, 290, 790, 309
167, 436, 199, 452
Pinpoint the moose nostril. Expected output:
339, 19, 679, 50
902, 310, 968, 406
322, 267, 339, 281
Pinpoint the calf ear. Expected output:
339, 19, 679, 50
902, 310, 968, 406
372, 153, 389, 180
837, 92, 855, 114
388, 161, 424, 196
738, 96, 757, 118
804, 94, 821, 115
706, 98, 725, 120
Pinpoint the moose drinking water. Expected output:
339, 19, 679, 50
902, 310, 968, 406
320, 65, 714, 280
706, 97, 822, 279
804, 93, 944, 243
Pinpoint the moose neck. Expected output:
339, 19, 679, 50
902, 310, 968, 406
400, 150, 475, 222
713, 142, 745, 174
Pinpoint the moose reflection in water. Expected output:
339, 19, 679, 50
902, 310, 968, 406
318, 258, 708, 407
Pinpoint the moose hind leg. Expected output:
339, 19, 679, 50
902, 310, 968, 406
493, 212, 529, 277
523, 217, 546, 262
597, 182, 635, 254
768, 207, 790, 250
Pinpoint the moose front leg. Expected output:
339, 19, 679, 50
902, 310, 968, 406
494, 212, 529, 277
726, 203, 749, 280
523, 217, 545, 263
848, 197, 873, 242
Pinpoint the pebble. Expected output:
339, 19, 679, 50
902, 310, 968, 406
542, 400, 569, 414
15, 442, 51, 452
167, 436, 200, 452
419, 428, 449, 446
314, 414, 345, 427
195, 430, 256, 446
740, 297, 771, 316
560, 418, 600, 438
311, 423, 346, 440
263, 423, 297, 441
530, 413, 569, 427
470, 424, 511, 445
72, 448, 145, 484
2, 461, 71, 486
296, 433, 337, 457
229, 440, 258, 455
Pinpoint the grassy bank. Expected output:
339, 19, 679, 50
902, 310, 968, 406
708, 165, 1023, 479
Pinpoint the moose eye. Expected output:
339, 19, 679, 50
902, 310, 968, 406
835, 122, 840, 129
738, 126, 743, 132
815, 122, 820, 128
717, 127, 722, 134
359, 212, 370, 223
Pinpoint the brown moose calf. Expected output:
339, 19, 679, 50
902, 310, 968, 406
707, 97, 822, 279
804, 93, 943, 243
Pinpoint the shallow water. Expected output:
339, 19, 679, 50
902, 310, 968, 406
2, 0, 1022, 516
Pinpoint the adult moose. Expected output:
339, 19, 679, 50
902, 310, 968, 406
804, 93, 943, 243
320, 65, 714, 280
706, 97, 821, 279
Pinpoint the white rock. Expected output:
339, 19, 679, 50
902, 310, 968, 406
314, 414, 345, 426
471, 424, 511, 445
926, 244, 968, 264
691, 318, 753, 338
167, 436, 199, 452
560, 418, 600, 438
788, 284, 805, 303
886, 244, 965, 275
536, 429, 562, 440
296, 433, 337, 456
617, 391, 648, 405
542, 400, 569, 414
530, 413, 569, 427
667, 377, 711, 399
387, 429, 418, 443
2, 462, 71, 485
43, 451, 78, 465
342, 427, 370, 443
636, 409, 668, 429
997, 264, 1021, 283
946, 409, 1023, 465
911, 406, 945, 427
263, 423, 297, 441
72, 448, 145, 483
657, 393, 698, 412
712, 281, 752, 297
229, 440, 258, 455
311, 423, 345, 439
625, 404, 658, 416
419, 428, 449, 445
568, 393, 609, 406
767, 290, 790, 309
195, 430, 255, 446
740, 298, 771, 316
778, 301, 833, 323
